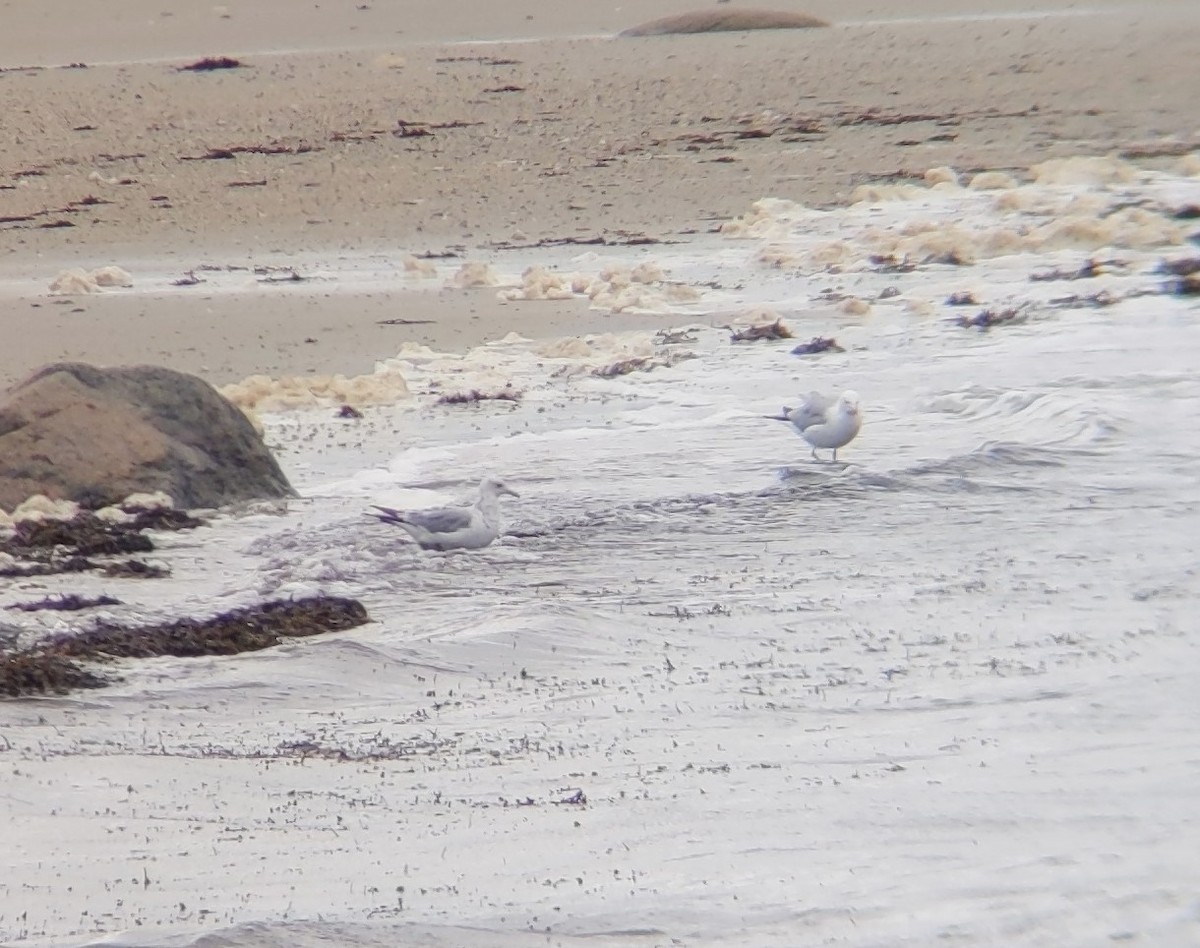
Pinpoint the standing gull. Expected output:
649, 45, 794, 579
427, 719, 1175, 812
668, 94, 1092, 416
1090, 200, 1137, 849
767, 390, 862, 461
369, 477, 519, 550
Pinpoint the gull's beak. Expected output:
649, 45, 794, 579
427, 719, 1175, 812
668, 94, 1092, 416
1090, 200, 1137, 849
764, 407, 792, 422
503, 486, 520, 498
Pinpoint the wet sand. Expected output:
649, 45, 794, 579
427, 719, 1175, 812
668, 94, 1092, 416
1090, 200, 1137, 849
1, 0, 1198, 386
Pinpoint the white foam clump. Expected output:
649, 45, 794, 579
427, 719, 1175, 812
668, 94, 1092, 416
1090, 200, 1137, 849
9, 494, 80, 523
924, 166, 961, 188
446, 261, 501, 288
719, 198, 806, 239
759, 239, 855, 271
48, 266, 133, 295
376, 339, 528, 397
497, 261, 700, 313
537, 332, 656, 364
586, 263, 699, 314
221, 365, 410, 412
121, 491, 174, 510
968, 171, 1018, 191
1030, 156, 1140, 187
497, 266, 577, 302
868, 205, 1182, 265
94, 506, 134, 524
95, 491, 177, 522
755, 244, 802, 270
374, 330, 673, 396
851, 183, 928, 204
1177, 154, 1200, 177
402, 255, 438, 279
1031, 206, 1182, 250
868, 221, 1011, 265
991, 190, 1107, 216
726, 155, 1196, 272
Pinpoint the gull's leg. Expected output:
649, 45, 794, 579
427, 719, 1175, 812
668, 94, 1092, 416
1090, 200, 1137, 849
832, 448, 838, 462
811, 446, 820, 462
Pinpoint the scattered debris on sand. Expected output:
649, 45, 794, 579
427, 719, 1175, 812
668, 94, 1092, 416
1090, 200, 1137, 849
172, 269, 205, 286
655, 328, 699, 345
435, 388, 522, 405
256, 269, 307, 284
1030, 258, 1125, 282
592, 351, 696, 377
868, 254, 917, 274
1168, 274, 1200, 296
1049, 290, 1119, 308
1157, 257, 1200, 277
791, 337, 845, 356
592, 356, 654, 378
955, 307, 1028, 331
377, 316, 436, 326
946, 291, 979, 306
180, 142, 318, 161
728, 318, 792, 342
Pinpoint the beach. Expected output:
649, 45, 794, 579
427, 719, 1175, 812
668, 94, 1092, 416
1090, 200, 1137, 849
2, 2, 1200, 947
1, 0, 1197, 384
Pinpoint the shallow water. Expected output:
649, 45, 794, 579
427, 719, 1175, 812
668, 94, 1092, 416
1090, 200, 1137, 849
2, 158, 1199, 947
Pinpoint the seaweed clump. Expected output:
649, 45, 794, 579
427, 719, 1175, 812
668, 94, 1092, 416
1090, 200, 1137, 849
0, 596, 370, 698
0, 652, 109, 697
0, 509, 204, 578
179, 57, 244, 72
955, 307, 1027, 331
435, 388, 522, 405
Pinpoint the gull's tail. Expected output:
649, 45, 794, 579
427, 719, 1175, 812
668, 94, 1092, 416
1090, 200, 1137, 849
369, 504, 410, 526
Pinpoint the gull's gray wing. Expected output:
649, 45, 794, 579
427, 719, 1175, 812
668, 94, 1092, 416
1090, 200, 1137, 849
787, 391, 832, 431
400, 506, 474, 535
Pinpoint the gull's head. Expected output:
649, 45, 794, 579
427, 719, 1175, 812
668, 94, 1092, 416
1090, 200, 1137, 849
838, 390, 861, 416
480, 477, 520, 499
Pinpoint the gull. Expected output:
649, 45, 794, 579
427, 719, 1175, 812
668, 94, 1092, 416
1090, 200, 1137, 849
767, 390, 862, 461
369, 477, 519, 551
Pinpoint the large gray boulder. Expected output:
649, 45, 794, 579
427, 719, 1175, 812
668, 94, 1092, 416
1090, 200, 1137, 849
0, 363, 295, 511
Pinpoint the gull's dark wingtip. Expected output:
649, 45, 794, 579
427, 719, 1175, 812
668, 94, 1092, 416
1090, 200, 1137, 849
368, 505, 407, 525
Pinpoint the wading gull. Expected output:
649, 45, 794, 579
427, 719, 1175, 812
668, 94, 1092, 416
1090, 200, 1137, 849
369, 477, 519, 551
767, 390, 862, 461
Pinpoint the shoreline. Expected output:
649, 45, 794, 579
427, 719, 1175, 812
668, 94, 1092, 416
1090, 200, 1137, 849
3, 3, 1198, 389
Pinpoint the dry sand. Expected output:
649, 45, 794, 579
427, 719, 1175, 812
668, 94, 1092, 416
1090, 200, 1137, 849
1, 0, 1197, 387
